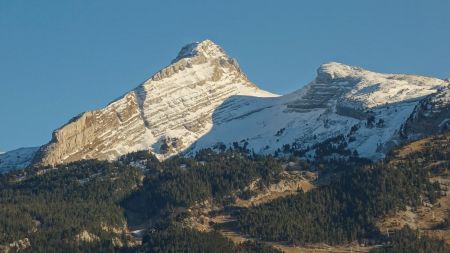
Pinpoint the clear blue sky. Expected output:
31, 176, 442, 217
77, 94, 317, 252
1, 0, 449, 151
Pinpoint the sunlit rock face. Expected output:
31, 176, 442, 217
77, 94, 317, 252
33, 40, 276, 166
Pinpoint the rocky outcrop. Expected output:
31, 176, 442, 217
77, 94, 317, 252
0, 238, 31, 253
33, 92, 149, 166
402, 85, 450, 138
74, 230, 100, 243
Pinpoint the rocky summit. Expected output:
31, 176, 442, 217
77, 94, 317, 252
31, 40, 276, 166
1, 40, 449, 171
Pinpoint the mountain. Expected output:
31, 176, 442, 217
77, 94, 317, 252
33, 40, 276, 166
30, 40, 449, 167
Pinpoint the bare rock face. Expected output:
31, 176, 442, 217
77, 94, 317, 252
402, 85, 450, 138
74, 230, 100, 243
33, 92, 148, 166
33, 40, 276, 166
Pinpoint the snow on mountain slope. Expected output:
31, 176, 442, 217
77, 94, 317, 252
187, 62, 447, 160
31, 40, 448, 167
33, 40, 277, 166
0, 147, 39, 173
316, 63, 444, 109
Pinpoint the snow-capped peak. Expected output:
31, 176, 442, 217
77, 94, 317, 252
315, 62, 363, 83
172, 39, 227, 63
34, 40, 276, 166
310, 62, 447, 109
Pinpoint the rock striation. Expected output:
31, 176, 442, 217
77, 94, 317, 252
33, 40, 276, 166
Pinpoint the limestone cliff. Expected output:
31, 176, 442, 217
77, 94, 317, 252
33, 40, 276, 166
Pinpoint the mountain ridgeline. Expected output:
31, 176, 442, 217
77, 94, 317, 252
1, 40, 449, 172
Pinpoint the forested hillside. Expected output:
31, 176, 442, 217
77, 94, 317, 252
138, 225, 281, 253
122, 148, 283, 222
234, 132, 450, 249
236, 158, 440, 244
0, 160, 143, 252
0, 133, 449, 252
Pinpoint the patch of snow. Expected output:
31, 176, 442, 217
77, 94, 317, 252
0, 147, 39, 173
